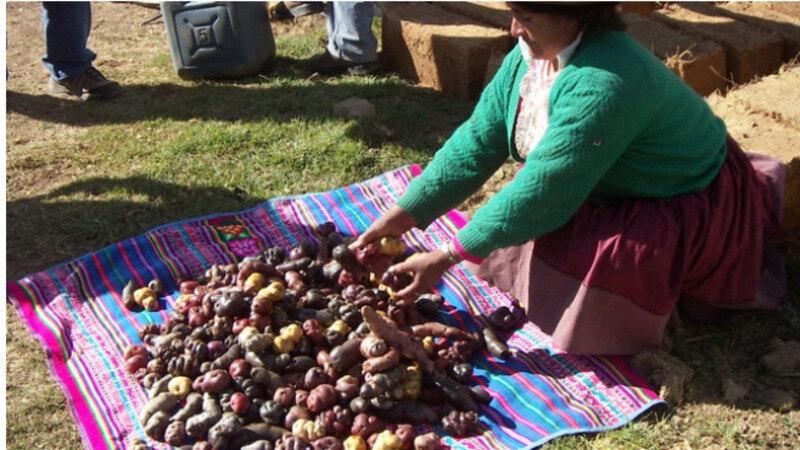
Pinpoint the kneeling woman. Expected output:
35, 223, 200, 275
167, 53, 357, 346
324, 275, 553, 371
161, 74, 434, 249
351, 2, 786, 355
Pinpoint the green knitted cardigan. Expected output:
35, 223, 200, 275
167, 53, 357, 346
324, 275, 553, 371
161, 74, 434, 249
396, 29, 727, 262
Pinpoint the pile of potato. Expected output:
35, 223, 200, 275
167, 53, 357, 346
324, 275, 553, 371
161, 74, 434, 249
123, 223, 519, 450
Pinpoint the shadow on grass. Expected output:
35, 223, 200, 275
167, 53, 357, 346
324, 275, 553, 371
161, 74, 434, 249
6, 175, 266, 279
6, 76, 472, 154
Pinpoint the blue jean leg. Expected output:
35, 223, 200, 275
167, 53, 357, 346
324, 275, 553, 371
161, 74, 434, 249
325, 1, 377, 64
41, 1, 96, 81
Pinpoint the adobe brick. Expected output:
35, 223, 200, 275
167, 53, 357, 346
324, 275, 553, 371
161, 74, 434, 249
381, 2, 512, 100
652, 4, 784, 84
618, 2, 659, 17
438, 1, 513, 30
623, 12, 727, 96
682, 2, 800, 62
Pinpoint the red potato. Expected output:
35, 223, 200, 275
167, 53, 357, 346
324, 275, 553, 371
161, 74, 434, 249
362, 348, 400, 374
395, 424, 415, 450
249, 312, 271, 331
228, 359, 251, 379
232, 318, 251, 334
360, 307, 434, 373
273, 387, 295, 408
229, 392, 250, 415
351, 413, 383, 438
180, 280, 200, 294
124, 345, 148, 360
126, 355, 148, 373
201, 369, 231, 393
307, 384, 337, 413
206, 340, 226, 359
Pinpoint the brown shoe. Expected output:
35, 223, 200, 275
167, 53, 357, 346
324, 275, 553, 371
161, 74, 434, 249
48, 66, 121, 101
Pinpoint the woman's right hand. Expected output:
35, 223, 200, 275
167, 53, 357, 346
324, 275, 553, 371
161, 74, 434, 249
349, 205, 418, 250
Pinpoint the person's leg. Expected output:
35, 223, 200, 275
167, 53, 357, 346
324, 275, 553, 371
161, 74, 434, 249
326, 1, 377, 64
41, 1, 120, 100
310, 1, 379, 75
41, 1, 95, 80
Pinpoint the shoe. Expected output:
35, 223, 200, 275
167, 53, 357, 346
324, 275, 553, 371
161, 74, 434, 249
268, 1, 325, 21
307, 51, 380, 76
48, 66, 121, 101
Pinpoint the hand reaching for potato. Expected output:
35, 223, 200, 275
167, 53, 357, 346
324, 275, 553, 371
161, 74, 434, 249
348, 205, 459, 299
388, 251, 454, 299
348, 205, 417, 251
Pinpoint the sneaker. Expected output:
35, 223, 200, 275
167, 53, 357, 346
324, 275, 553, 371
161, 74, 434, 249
268, 1, 325, 21
48, 66, 121, 101
307, 50, 380, 76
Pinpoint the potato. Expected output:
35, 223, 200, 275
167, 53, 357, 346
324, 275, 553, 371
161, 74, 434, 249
372, 430, 402, 450
134, 287, 156, 306
201, 369, 231, 393
126, 355, 148, 374
307, 384, 336, 413
167, 376, 192, 400
229, 392, 250, 415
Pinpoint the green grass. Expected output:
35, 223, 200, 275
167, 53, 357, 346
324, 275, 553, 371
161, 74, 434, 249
6, 4, 800, 450
6, 70, 472, 278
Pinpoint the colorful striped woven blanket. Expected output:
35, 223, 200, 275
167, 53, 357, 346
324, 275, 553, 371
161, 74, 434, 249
8, 165, 662, 450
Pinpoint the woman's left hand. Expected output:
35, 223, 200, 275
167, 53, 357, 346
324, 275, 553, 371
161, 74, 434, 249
389, 250, 454, 298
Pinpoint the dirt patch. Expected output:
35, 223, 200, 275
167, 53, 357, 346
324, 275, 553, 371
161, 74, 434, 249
270, 14, 327, 37
723, 65, 800, 130
722, 378, 749, 403
765, 2, 800, 19
631, 349, 695, 407
707, 65, 800, 232
761, 338, 800, 374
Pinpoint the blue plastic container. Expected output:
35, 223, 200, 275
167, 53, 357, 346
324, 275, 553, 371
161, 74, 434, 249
160, 1, 276, 79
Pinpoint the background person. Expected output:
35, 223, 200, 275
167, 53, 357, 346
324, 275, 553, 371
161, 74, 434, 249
41, 1, 120, 100
270, 1, 380, 76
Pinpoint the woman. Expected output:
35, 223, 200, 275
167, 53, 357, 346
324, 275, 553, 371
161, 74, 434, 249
351, 3, 786, 355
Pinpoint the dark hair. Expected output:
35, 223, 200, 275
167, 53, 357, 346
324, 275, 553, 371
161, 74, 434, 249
507, 2, 626, 31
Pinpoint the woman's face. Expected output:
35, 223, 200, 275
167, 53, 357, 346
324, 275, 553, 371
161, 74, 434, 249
509, 8, 581, 62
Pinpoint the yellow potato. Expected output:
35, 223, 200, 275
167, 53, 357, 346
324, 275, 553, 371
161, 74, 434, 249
378, 236, 407, 256
281, 324, 303, 342
133, 287, 156, 306
422, 336, 435, 354
142, 296, 159, 311
243, 272, 267, 293
328, 320, 351, 336
167, 376, 192, 400
373, 430, 402, 450
343, 435, 367, 450
272, 335, 295, 354
255, 280, 285, 301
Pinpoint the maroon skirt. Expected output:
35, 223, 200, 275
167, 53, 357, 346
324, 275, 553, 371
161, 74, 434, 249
470, 138, 786, 355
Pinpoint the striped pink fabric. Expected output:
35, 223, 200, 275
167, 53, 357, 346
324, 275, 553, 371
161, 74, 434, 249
8, 165, 662, 450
